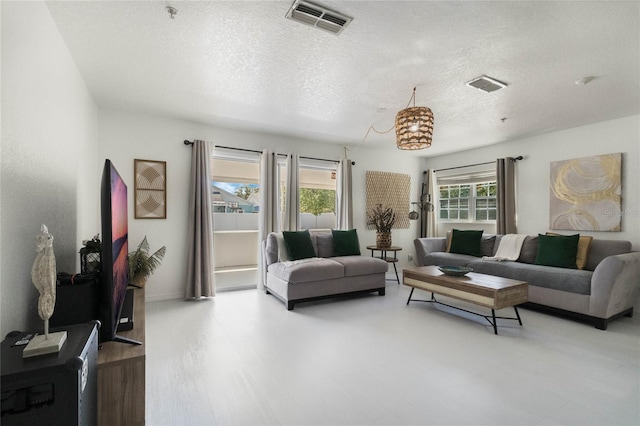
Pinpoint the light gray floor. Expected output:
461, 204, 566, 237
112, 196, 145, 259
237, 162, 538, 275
146, 282, 640, 426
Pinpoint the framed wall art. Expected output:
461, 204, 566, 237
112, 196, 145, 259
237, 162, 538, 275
134, 159, 167, 219
549, 153, 622, 231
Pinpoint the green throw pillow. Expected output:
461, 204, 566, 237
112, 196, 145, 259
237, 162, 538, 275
332, 229, 361, 256
534, 233, 579, 269
282, 230, 316, 261
449, 229, 484, 257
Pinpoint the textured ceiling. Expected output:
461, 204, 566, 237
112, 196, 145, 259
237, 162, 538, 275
46, 1, 640, 157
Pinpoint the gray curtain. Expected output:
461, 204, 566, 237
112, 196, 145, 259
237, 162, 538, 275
336, 159, 353, 230
258, 150, 279, 290
283, 154, 300, 231
423, 169, 437, 237
185, 139, 215, 299
497, 157, 517, 234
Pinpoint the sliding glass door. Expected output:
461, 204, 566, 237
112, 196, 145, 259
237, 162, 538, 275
211, 152, 260, 291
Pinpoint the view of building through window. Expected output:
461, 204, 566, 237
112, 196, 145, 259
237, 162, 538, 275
211, 182, 259, 213
211, 156, 260, 291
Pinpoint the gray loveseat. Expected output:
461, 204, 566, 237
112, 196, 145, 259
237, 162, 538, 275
414, 234, 640, 329
263, 231, 388, 310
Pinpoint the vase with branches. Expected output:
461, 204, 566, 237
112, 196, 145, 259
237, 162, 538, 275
367, 204, 396, 247
128, 236, 166, 288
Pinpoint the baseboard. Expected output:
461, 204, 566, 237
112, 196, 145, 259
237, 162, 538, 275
145, 291, 184, 302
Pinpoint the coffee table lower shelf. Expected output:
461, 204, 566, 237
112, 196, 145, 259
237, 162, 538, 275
406, 288, 523, 335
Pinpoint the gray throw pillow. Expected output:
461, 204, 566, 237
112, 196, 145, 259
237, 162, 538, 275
517, 236, 539, 264
481, 235, 496, 257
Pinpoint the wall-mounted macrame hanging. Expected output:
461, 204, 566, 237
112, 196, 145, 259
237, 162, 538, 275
365, 171, 411, 229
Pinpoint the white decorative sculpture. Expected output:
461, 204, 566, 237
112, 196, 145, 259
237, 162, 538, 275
23, 224, 67, 357
33, 224, 56, 321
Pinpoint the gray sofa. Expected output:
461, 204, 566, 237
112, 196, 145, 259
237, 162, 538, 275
263, 231, 388, 310
414, 234, 640, 329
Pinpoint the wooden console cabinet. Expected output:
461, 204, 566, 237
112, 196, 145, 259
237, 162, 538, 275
97, 287, 145, 425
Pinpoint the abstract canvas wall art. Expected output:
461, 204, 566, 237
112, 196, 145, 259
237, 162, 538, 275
549, 153, 622, 231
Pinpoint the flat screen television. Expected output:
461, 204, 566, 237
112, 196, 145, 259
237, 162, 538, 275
99, 159, 140, 345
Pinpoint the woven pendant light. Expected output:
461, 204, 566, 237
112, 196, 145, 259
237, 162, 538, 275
395, 88, 434, 150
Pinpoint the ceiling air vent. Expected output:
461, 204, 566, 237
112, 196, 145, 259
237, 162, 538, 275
286, 0, 353, 35
465, 75, 508, 93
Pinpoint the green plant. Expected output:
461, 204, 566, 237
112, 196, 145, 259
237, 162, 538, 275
234, 184, 259, 200
367, 204, 396, 232
128, 236, 166, 287
300, 188, 336, 216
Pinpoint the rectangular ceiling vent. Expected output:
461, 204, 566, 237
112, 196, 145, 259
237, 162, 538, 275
465, 75, 508, 93
286, 0, 353, 35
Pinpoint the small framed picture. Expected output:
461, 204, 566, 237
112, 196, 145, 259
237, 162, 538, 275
134, 159, 167, 219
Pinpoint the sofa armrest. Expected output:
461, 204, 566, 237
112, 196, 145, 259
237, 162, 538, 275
589, 252, 640, 318
261, 240, 268, 289
413, 238, 447, 267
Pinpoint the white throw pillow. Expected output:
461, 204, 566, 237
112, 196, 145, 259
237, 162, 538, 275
273, 232, 291, 262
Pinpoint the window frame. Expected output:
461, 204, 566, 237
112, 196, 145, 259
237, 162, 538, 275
437, 180, 498, 223
298, 158, 338, 230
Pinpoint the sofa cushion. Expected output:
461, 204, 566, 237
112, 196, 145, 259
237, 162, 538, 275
576, 236, 593, 270
481, 235, 497, 257
517, 236, 539, 264
585, 239, 632, 271
449, 229, 483, 257
331, 256, 388, 277
265, 233, 281, 264
272, 232, 291, 262
332, 229, 361, 256
547, 233, 593, 270
492, 235, 538, 263
445, 230, 494, 254
469, 260, 593, 295
283, 230, 316, 260
535, 234, 579, 269
315, 232, 334, 258
268, 258, 344, 283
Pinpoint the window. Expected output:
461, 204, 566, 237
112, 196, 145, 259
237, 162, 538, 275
439, 184, 470, 220
474, 182, 497, 221
299, 160, 337, 230
438, 181, 497, 222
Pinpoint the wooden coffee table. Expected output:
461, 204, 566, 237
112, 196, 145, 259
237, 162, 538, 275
403, 266, 528, 334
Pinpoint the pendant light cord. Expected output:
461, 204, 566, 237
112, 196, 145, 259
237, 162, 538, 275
345, 87, 418, 155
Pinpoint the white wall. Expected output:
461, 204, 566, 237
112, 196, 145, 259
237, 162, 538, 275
423, 115, 640, 250
349, 146, 424, 267
99, 109, 424, 301
0, 2, 99, 335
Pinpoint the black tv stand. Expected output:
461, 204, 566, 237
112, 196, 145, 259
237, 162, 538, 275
112, 335, 141, 345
